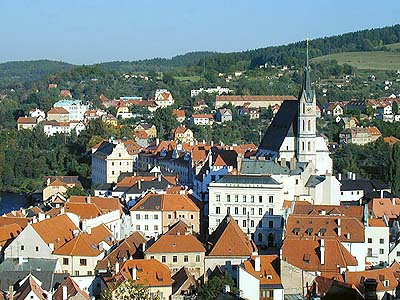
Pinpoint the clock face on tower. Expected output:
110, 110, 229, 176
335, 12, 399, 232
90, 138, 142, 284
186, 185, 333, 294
306, 106, 312, 113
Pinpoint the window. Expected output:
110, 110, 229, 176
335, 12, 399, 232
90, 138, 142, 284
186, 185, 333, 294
111, 162, 114, 166
259, 208, 263, 215
196, 255, 201, 262
243, 207, 246, 215
234, 207, 238, 215
269, 221, 273, 228
259, 195, 263, 203
144, 214, 149, 220
397, 251, 400, 257
173, 256, 178, 263
308, 120, 311, 131
367, 248, 372, 256
136, 214, 140, 220
243, 195, 246, 202
190, 214, 194, 219
368, 238, 372, 243
118, 153, 121, 157
136, 225, 140, 231
308, 141, 311, 151
251, 220, 254, 227
295, 179, 299, 185
75, 271, 80, 276
227, 207, 230, 214
243, 220, 247, 227
35, 246, 39, 252
111, 171, 115, 175
154, 214, 158, 220
162, 256, 166, 263
302, 142, 305, 151
380, 249, 384, 255
145, 225, 149, 231
168, 214, 172, 219
150, 256, 154, 259
184, 255, 188, 262
211, 175, 216, 181
80, 259, 87, 266
269, 208, 274, 215
235, 195, 239, 202
269, 196, 274, 203
154, 225, 158, 231
216, 207, 220, 214
251, 208, 254, 215
216, 194, 220, 201
63, 258, 69, 265
87, 271, 93, 276
380, 238, 384, 244
216, 219, 220, 225
227, 195, 231, 202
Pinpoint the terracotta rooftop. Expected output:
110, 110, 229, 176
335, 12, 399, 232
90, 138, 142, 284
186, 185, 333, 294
14, 275, 47, 300
119, 259, 172, 287
69, 196, 123, 215
53, 277, 90, 300
291, 202, 364, 221
64, 202, 102, 219
47, 107, 69, 115
216, 95, 296, 102
192, 114, 214, 119
384, 136, 400, 145
0, 216, 29, 229
0, 223, 23, 247
172, 109, 185, 118
17, 116, 37, 124
146, 234, 205, 254
368, 218, 387, 227
369, 198, 400, 219
243, 255, 281, 286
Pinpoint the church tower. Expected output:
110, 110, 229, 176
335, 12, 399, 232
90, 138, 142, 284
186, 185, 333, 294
297, 39, 317, 164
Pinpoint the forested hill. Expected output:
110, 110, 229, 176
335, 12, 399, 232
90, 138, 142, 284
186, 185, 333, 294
0, 60, 73, 88
0, 24, 399, 86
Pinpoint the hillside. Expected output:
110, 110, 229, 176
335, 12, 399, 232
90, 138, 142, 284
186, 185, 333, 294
0, 60, 74, 88
312, 51, 400, 70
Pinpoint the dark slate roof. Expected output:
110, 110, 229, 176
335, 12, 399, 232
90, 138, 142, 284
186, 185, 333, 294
305, 175, 326, 188
240, 158, 307, 176
134, 194, 162, 210
257, 100, 298, 156
94, 141, 115, 158
115, 177, 174, 195
0, 258, 67, 291
216, 175, 280, 185
340, 178, 389, 193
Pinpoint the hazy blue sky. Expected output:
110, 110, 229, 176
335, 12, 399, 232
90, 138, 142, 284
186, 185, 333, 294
0, 0, 399, 64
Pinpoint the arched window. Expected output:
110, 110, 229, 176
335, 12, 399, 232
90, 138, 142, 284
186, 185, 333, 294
302, 142, 305, 151
302, 120, 305, 131
258, 233, 263, 242
308, 120, 311, 131
308, 141, 311, 151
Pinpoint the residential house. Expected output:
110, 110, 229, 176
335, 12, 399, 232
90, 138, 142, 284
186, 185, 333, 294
214, 95, 296, 108
17, 117, 39, 130
10, 274, 50, 300
117, 259, 173, 300
29, 108, 46, 120
60, 89, 73, 99
154, 89, 174, 108
172, 109, 186, 123
365, 218, 390, 267
173, 126, 195, 144
171, 267, 199, 300
191, 114, 214, 125
145, 233, 205, 278
84, 109, 107, 122
190, 86, 233, 98
116, 101, 132, 119
192, 100, 208, 112
130, 193, 200, 238
208, 175, 284, 247
339, 126, 382, 145
324, 103, 344, 116
53, 277, 91, 300
0, 223, 23, 258
338, 116, 359, 129
238, 104, 259, 119
91, 139, 142, 185
204, 215, 258, 281
101, 114, 118, 127
53, 99, 89, 121
42, 176, 81, 202
133, 124, 157, 139
47, 107, 69, 122
216, 108, 233, 123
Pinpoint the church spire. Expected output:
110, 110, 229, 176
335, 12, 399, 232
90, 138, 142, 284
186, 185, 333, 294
303, 38, 313, 101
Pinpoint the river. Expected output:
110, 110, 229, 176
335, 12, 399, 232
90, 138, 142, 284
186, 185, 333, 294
0, 192, 30, 215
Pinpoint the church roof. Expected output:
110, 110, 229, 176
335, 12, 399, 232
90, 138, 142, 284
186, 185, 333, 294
240, 158, 307, 176
257, 100, 299, 155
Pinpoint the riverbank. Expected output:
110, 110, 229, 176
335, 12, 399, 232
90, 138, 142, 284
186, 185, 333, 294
0, 192, 31, 215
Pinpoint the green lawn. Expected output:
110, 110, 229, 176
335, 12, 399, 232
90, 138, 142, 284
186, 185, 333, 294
174, 75, 202, 82
386, 42, 400, 50
312, 51, 400, 70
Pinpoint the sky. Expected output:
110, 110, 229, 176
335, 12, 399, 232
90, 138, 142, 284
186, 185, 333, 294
0, 0, 399, 65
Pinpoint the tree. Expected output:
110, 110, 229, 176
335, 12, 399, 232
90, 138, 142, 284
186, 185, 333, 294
197, 274, 237, 300
102, 281, 161, 300
389, 143, 400, 196
63, 185, 86, 199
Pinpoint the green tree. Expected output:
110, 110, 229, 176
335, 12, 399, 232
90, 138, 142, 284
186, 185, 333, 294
197, 274, 237, 300
102, 281, 161, 300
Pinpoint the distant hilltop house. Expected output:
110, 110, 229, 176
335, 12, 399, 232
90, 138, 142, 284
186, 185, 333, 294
42, 175, 82, 202
339, 126, 382, 145
60, 89, 72, 98
84, 108, 107, 122
190, 86, 233, 98
172, 109, 186, 123
154, 89, 174, 108
17, 114, 43, 131
42, 120, 86, 137
173, 125, 195, 144
47, 107, 70, 122
193, 99, 209, 112
216, 108, 233, 123
53, 99, 89, 121
239, 103, 260, 119
133, 124, 157, 139
214, 95, 296, 108
191, 114, 214, 126
323, 102, 344, 116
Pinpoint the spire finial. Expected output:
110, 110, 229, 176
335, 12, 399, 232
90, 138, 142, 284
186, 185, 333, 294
306, 38, 310, 67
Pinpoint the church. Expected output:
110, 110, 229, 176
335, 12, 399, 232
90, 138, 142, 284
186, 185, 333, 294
256, 43, 332, 176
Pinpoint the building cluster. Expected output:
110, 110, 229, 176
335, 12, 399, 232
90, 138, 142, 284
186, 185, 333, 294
4, 55, 400, 300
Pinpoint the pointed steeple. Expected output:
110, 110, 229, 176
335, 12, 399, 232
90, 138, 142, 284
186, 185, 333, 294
302, 38, 314, 102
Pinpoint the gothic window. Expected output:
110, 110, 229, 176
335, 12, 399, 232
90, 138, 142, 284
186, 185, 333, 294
308, 120, 311, 131
308, 142, 311, 151
302, 142, 305, 151
302, 120, 305, 131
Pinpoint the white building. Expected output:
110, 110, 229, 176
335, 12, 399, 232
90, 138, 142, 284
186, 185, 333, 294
191, 114, 214, 125
365, 218, 390, 267
53, 99, 89, 121
190, 86, 233, 98
154, 89, 174, 108
29, 108, 46, 119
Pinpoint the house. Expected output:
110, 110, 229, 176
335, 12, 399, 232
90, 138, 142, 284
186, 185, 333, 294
133, 124, 157, 139
214, 95, 296, 108
384, 136, 400, 145
216, 108, 233, 123
60, 89, 73, 99
117, 259, 173, 299
324, 103, 344, 116
17, 117, 39, 130
53, 224, 113, 276
172, 109, 186, 123
130, 193, 200, 238
204, 215, 258, 281
42, 176, 82, 202
53, 277, 91, 300
10, 274, 50, 300
173, 126, 195, 144
365, 218, 390, 267
53, 99, 89, 121
29, 108, 46, 119
238, 105, 259, 119
84, 109, 107, 122
4, 214, 79, 261
190, 86, 233, 98
192, 100, 208, 112
47, 107, 70, 122
0, 223, 23, 257
237, 255, 284, 300
115, 101, 132, 119
171, 267, 199, 299
338, 116, 359, 129
339, 126, 381, 145
145, 232, 205, 278
208, 175, 284, 247
91, 139, 142, 185
307, 276, 365, 300
154, 89, 174, 108
191, 114, 214, 125
101, 114, 118, 127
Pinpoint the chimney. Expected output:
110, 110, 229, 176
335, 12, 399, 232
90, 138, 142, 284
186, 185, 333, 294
158, 174, 162, 182
62, 285, 68, 300
86, 195, 91, 203
237, 153, 243, 173
38, 213, 45, 222
115, 261, 120, 274
86, 226, 92, 234
337, 218, 341, 236
156, 138, 160, 146
137, 179, 142, 190
255, 256, 261, 272
9, 286, 14, 300
131, 267, 137, 280
211, 140, 214, 147
380, 190, 384, 198
364, 278, 378, 300
290, 157, 297, 171
18, 257, 26, 265
320, 239, 325, 265
338, 173, 342, 181
352, 173, 356, 180
392, 198, 396, 205
47, 291, 52, 300
280, 158, 286, 168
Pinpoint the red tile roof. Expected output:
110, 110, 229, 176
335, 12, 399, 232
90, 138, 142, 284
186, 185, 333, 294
243, 255, 281, 285
216, 95, 296, 102
0, 223, 23, 247
17, 117, 37, 124
172, 109, 185, 118
47, 107, 69, 115
64, 202, 102, 219
53, 277, 91, 300
146, 235, 205, 254
69, 196, 123, 215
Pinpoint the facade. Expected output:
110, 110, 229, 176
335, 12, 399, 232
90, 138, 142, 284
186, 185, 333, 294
216, 108, 233, 122
47, 107, 70, 122
191, 114, 214, 125
42, 176, 81, 201
17, 117, 39, 130
53, 99, 89, 121
154, 89, 174, 108
215, 95, 296, 108
208, 175, 284, 247
365, 218, 390, 267
173, 126, 195, 144
339, 126, 382, 145
190, 86, 233, 98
